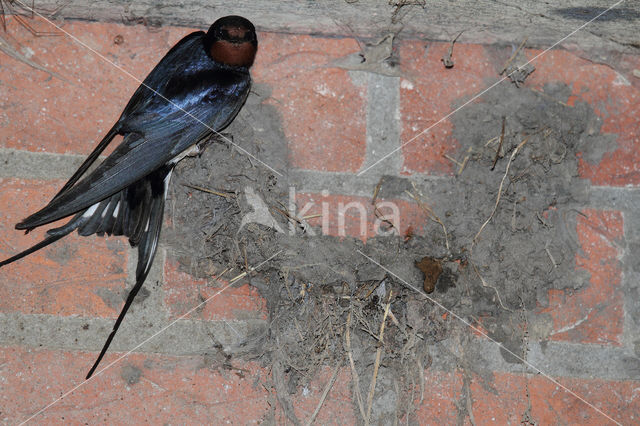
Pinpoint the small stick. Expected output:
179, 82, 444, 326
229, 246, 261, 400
544, 240, 557, 269
458, 151, 471, 175
387, 308, 401, 328
365, 291, 392, 425
531, 88, 569, 106
242, 245, 249, 273
182, 183, 234, 199
445, 146, 473, 175
484, 136, 499, 147
374, 205, 396, 231
491, 117, 506, 171
0, 33, 69, 82
406, 184, 450, 252
272, 205, 302, 224
305, 364, 340, 426
500, 37, 528, 75
302, 214, 322, 220
416, 358, 425, 404
362, 278, 384, 299
227, 250, 280, 284
471, 262, 511, 311
473, 134, 531, 245
536, 211, 551, 227
441, 30, 463, 68
346, 309, 367, 420
443, 154, 463, 168
371, 177, 383, 205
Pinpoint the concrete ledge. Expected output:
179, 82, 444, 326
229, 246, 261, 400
15, 0, 640, 52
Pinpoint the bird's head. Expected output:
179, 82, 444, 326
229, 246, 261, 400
206, 16, 258, 68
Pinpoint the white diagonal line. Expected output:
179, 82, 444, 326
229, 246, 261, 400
18, 250, 281, 425
357, 250, 621, 425
358, 0, 625, 176
11, 0, 283, 177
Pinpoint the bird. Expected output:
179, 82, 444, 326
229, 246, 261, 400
0, 15, 258, 379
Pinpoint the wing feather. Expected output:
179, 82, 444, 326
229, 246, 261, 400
17, 72, 250, 230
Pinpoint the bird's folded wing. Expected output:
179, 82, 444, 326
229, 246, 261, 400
17, 110, 206, 230
51, 32, 206, 203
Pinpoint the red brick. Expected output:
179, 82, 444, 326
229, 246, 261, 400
528, 49, 640, 186
0, 179, 128, 317
3, 22, 369, 172
252, 33, 367, 172
412, 370, 638, 424
539, 209, 623, 345
281, 367, 356, 424
294, 192, 430, 241
0, 19, 190, 155
470, 372, 637, 425
412, 370, 461, 424
163, 257, 267, 321
0, 346, 271, 424
398, 42, 496, 175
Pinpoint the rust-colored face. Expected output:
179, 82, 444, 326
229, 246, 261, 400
209, 24, 257, 67
210, 41, 256, 67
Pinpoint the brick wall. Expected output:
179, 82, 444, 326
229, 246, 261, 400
1, 17, 639, 424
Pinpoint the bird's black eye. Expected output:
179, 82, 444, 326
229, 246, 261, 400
219, 25, 253, 43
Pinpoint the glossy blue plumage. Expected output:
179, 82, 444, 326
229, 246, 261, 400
18, 32, 251, 229
0, 15, 257, 379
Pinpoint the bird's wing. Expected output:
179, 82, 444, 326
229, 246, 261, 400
117, 32, 206, 122
51, 127, 119, 201
17, 73, 250, 231
50, 32, 206, 201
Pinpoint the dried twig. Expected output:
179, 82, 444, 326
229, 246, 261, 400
544, 240, 558, 270
444, 147, 472, 175
500, 37, 528, 75
227, 250, 281, 284
471, 262, 511, 311
441, 30, 463, 68
345, 309, 367, 420
305, 364, 341, 426
443, 154, 462, 167
182, 183, 235, 199
365, 291, 392, 425
0, 32, 68, 82
406, 183, 450, 252
491, 117, 506, 170
473, 134, 531, 245
374, 204, 397, 232
371, 177, 383, 205
484, 136, 499, 147
531, 88, 569, 106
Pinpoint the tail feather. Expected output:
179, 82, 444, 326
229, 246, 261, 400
95, 192, 121, 237
1, 162, 175, 379
0, 233, 67, 268
77, 198, 111, 237
111, 192, 126, 237
0, 213, 87, 267
85, 165, 172, 379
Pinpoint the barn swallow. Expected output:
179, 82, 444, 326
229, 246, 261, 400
0, 15, 258, 379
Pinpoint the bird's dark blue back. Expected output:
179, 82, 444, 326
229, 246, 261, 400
18, 32, 252, 228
